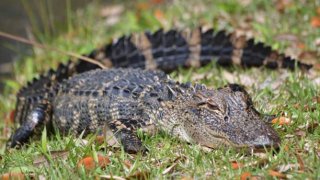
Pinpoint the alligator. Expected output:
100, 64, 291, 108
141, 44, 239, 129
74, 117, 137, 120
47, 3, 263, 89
7, 28, 313, 153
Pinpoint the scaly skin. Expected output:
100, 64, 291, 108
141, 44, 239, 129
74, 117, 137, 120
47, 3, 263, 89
8, 27, 311, 152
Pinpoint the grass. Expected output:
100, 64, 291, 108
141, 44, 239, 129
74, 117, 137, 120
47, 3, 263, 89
0, 0, 319, 179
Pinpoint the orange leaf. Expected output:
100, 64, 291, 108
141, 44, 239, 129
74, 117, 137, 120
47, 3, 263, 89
123, 159, 132, 168
154, 9, 165, 21
151, 0, 165, 4
268, 170, 287, 179
9, 110, 15, 123
271, 117, 291, 125
297, 43, 305, 49
240, 172, 251, 180
230, 161, 243, 169
78, 156, 95, 170
136, 2, 150, 11
1, 172, 25, 180
311, 16, 320, 28
97, 155, 110, 168
95, 135, 105, 145
77, 154, 110, 171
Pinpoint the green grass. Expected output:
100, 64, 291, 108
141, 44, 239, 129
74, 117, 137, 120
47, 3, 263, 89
0, 0, 320, 179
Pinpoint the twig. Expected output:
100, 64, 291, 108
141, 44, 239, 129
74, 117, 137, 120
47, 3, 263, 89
0, 31, 106, 69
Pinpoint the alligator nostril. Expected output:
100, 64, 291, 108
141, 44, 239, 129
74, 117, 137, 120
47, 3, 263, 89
251, 134, 281, 150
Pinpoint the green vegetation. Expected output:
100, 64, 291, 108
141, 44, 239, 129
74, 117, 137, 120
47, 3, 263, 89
0, 0, 319, 179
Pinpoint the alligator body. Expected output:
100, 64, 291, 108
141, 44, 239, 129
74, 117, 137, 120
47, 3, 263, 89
8, 28, 312, 152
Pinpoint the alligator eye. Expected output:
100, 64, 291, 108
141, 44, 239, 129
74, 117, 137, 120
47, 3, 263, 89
196, 101, 206, 106
207, 103, 219, 110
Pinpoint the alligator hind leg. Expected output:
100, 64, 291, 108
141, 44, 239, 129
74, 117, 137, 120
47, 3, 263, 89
7, 101, 52, 148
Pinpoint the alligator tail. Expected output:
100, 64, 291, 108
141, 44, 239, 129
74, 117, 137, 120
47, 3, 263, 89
89, 27, 312, 72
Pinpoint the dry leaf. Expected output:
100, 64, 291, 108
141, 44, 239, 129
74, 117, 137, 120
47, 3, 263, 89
154, 9, 165, 21
33, 150, 69, 167
275, 0, 292, 13
295, 130, 306, 138
9, 110, 15, 124
230, 161, 243, 169
1, 172, 25, 180
271, 117, 291, 125
123, 159, 132, 169
317, 7, 320, 15
311, 16, 320, 28
240, 172, 251, 180
295, 153, 305, 172
268, 170, 287, 179
278, 163, 299, 173
77, 154, 110, 171
100, 175, 126, 180
151, 0, 165, 4
313, 96, 320, 103
136, 2, 150, 11
95, 135, 105, 145
306, 122, 319, 133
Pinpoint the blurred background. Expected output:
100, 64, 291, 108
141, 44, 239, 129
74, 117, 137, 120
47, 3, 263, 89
0, 0, 319, 92
0, 0, 94, 90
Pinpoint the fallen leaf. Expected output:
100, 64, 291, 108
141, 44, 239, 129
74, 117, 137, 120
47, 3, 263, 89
311, 16, 320, 28
295, 130, 306, 138
317, 7, 320, 15
9, 110, 15, 123
277, 163, 299, 173
162, 161, 179, 175
100, 175, 126, 180
271, 117, 291, 125
97, 155, 111, 168
297, 43, 305, 49
230, 161, 243, 169
33, 150, 69, 167
275, 0, 292, 13
240, 172, 251, 180
136, 2, 150, 11
161, 156, 185, 175
306, 122, 319, 133
95, 135, 105, 145
154, 9, 165, 21
151, 0, 165, 4
123, 159, 132, 169
77, 154, 110, 171
313, 96, 320, 103
295, 153, 305, 172
268, 170, 287, 179
1, 172, 25, 180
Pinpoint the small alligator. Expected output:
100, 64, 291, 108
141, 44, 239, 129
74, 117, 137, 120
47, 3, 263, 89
7, 28, 312, 153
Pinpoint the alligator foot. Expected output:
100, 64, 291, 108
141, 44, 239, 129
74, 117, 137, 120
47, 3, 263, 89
115, 129, 146, 154
261, 114, 277, 124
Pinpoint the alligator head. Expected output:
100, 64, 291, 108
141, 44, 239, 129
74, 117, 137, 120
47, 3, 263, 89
172, 83, 281, 150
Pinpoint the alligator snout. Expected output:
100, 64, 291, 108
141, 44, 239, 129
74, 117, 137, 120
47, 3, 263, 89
248, 133, 281, 150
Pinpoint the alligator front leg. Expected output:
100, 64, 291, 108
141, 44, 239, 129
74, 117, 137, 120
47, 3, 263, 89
115, 128, 146, 153
7, 101, 52, 148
